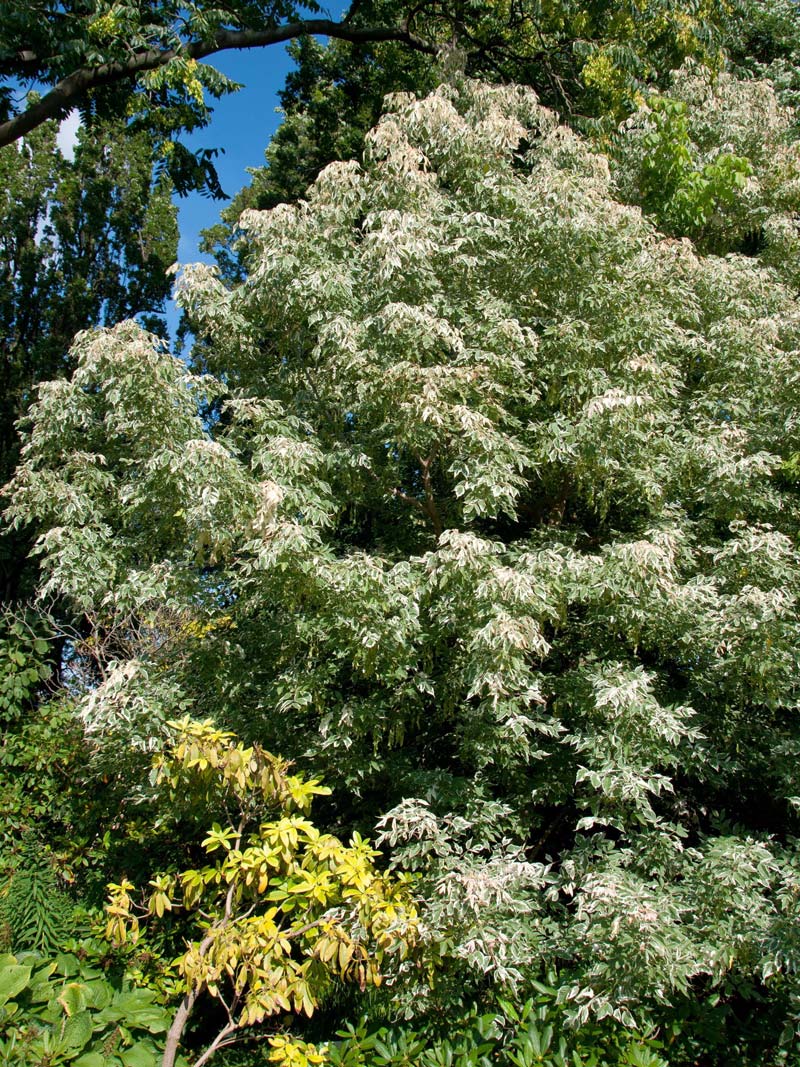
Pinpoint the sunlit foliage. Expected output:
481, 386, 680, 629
5, 47, 800, 1066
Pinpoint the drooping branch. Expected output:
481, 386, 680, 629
389, 484, 429, 517
0, 20, 437, 149
374, 448, 444, 538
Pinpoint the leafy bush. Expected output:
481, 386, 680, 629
0, 840, 75, 954
7, 61, 800, 1067
0, 619, 50, 727
269, 993, 669, 1067
613, 61, 800, 269
104, 717, 418, 1067
0, 948, 181, 1067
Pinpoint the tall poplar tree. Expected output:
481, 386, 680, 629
0, 116, 177, 601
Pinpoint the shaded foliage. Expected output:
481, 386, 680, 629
8, 73, 800, 1062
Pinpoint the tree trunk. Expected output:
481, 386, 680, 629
162, 990, 196, 1067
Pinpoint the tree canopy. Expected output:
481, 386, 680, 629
0, 0, 429, 152
0, 113, 177, 602
0, 0, 735, 155
3, 3, 800, 1066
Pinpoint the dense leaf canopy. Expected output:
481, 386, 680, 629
7, 67, 800, 1058
0, 114, 177, 602
0, 0, 735, 159
3, 3, 800, 1065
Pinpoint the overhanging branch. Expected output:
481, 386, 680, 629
0, 20, 437, 149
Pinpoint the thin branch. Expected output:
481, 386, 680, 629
210, 1027, 277, 1053
0, 21, 437, 148
193, 1020, 240, 1067
284, 916, 326, 940
417, 449, 443, 538
223, 858, 242, 922
161, 915, 226, 1067
217, 989, 236, 1029
390, 484, 428, 516
365, 456, 442, 535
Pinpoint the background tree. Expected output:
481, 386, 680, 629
202, 0, 736, 271
0, 114, 177, 602
611, 59, 800, 268
726, 0, 800, 107
0, 0, 434, 153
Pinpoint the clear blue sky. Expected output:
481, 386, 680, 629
165, 45, 294, 334
176, 46, 297, 268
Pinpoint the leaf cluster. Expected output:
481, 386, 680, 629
0, 947, 181, 1067
105, 718, 417, 1066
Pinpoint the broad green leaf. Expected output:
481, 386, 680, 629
74, 1054, 108, 1067
0, 963, 31, 1005
59, 981, 89, 1016
121, 1043, 160, 1067
63, 1009, 94, 1050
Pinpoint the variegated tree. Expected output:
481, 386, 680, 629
7, 72, 800, 1049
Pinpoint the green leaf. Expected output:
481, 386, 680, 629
121, 1043, 160, 1067
111, 991, 171, 1033
59, 981, 89, 1016
55, 953, 81, 978
84, 978, 114, 1011
63, 1009, 94, 1050
0, 963, 31, 1005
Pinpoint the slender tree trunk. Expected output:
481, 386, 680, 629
162, 990, 197, 1067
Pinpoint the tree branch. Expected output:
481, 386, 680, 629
0, 20, 437, 149
193, 1020, 240, 1067
161, 916, 224, 1067
418, 449, 443, 538
390, 484, 428, 516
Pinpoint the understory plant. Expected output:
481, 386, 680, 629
104, 718, 417, 1067
0, 946, 179, 1067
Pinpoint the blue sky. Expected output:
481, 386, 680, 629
177, 46, 297, 268
165, 45, 295, 334
177, 0, 350, 265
